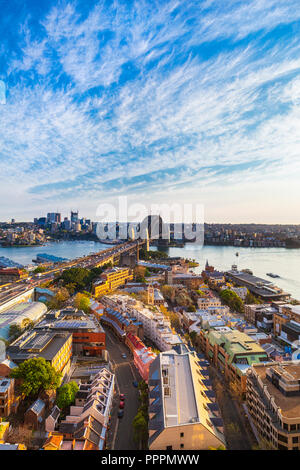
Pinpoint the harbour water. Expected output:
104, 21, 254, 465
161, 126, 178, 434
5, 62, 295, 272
1, 241, 300, 300
152, 244, 300, 301
0, 240, 109, 266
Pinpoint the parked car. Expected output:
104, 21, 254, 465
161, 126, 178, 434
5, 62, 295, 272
119, 400, 125, 409
132, 381, 138, 388
119, 394, 125, 401
121, 353, 127, 359
118, 410, 124, 418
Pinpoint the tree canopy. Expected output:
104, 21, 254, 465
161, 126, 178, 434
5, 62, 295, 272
133, 380, 149, 449
74, 293, 90, 313
47, 287, 70, 309
56, 381, 79, 410
220, 289, 244, 313
10, 357, 61, 397
59, 267, 92, 291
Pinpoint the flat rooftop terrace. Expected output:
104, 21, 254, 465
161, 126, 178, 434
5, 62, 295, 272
161, 353, 198, 427
253, 363, 300, 419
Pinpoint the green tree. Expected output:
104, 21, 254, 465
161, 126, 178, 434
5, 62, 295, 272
47, 287, 70, 309
74, 293, 90, 313
9, 324, 23, 340
138, 380, 148, 393
33, 266, 48, 274
187, 304, 196, 312
10, 357, 61, 397
168, 312, 180, 331
161, 285, 176, 303
132, 411, 148, 448
189, 330, 198, 346
220, 289, 244, 313
139, 249, 169, 261
252, 437, 275, 450
59, 267, 92, 291
245, 290, 261, 304
56, 381, 79, 410
64, 283, 77, 295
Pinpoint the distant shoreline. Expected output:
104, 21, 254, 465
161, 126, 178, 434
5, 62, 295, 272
0, 244, 46, 248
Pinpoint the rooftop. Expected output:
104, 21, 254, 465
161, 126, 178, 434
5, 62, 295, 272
160, 352, 198, 427
0, 378, 11, 393
7, 330, 72, 363
208, 329, 268, 366
148, 347, 225, 446
252, 361, 300, 419
34, 309, 104, 333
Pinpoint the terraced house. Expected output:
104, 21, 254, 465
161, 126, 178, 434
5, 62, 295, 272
199, 328, 268, 394
55, 368, 115, 450
247, 361, 300, 450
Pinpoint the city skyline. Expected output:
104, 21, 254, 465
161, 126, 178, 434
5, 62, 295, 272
1, 1, 300, 223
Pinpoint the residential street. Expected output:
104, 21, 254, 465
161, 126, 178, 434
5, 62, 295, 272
104, 327, 142, 450
209, 366, 257, 450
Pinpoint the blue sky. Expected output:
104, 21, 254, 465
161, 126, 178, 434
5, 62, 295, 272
1, 0, 300, 223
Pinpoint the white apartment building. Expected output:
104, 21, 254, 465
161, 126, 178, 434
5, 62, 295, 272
103, 294, 182, 352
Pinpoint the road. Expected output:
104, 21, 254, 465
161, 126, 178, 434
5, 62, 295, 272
209, 366, 256, 450
0, 241, 144, 308
104, 327, 141, 450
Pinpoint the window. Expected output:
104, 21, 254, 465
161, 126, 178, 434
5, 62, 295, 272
180, 432, 184, 438
278, 434, 288, 444
180, 444, 184, 449
166, 446, 172, 450
293, 437, 298, 444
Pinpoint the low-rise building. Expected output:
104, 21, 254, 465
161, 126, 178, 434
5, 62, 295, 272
0, 302, 47, 341
24, 398, 46, 430
126, 333, 157, 381
244, 304, 276, 331
34, 308, 106, 357
57, 368, 114, 450
247, 361, 300, 450
133, 347, 157, 383
45, 405, 61, 433
170, 273, 203, 289
101, 295, 182, 351
90, 301, 104, 321
0, 377, 19, 417
7, 330, 72, 375
0, 268, 27, 284
197, 297, 222, 310
199, 328, 268, 393
0, 442, 26, 450
93, 267, 133, 297
273, 304, 300, 341
201, 264, 225, 287
280, 321, 300, 348
153, 289, 165, 306
148, 344, 226, 450
101, 306, 143, 340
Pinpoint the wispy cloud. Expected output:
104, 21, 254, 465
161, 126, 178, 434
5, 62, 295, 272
0, 0, 300, 221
